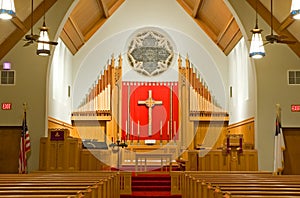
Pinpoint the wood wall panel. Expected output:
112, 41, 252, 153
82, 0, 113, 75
227, 117, 255, 149
0, 126, 22, 173
188, 149, 258, 171
48, 117, 79, 138
282, 128, 300, 175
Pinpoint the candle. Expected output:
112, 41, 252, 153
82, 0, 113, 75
125, 121, 128, 136
138, 120, 140, 137
131, 121, 134, 135
174, 121, 176, 136
167, 121, 169, 136
160, 121, 162, 136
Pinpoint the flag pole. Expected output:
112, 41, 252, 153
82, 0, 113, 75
23, 102, 27, 113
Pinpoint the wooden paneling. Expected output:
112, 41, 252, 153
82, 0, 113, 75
48, 116, 78, 137
227, 117, 255, 149
194, 120, 228, 149
80, 149, 111, 170
282, 128, 300, 175
0, 126, 22, 173
187, 149, 258, 171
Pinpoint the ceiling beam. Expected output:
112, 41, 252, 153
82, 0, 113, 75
192, 0, 203, 18
0, 0, 58, 60
107, 0, 125, 16
176, 0, 193, 16
69, 17, 85, 43
279, 16, 295, 31
217, 16, 234, 44
11, 17, 27, 33
96, 0, 109, 18
246, 0, 300, 57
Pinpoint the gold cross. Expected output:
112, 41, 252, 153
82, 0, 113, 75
138, 90, 163, 136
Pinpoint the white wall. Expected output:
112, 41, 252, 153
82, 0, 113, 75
48, 38, 73, 124
228, 38, 256, 124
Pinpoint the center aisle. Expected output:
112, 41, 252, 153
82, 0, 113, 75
120, 173, 181, 198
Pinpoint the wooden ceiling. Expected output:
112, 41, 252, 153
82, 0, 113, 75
0, 0, 299, 60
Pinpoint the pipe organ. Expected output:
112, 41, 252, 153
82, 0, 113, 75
72, 55, 122, 116
178, 55, 227, 117
71, 55, 229, 148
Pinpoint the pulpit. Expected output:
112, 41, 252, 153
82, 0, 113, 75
39, 129, 82, 171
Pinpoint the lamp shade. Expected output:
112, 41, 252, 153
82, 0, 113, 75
249, 28, 265, 59
0, 0, 15, 20
291, 0, 300, 19
36, 23, 50, 56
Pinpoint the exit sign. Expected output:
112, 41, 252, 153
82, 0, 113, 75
2, 103, 12, 110
291, 104, 300, 112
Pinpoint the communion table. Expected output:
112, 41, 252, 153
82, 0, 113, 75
135, 153, 172, 172
121, 144, 179, 166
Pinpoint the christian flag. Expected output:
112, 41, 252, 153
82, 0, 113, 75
273, 115, 285, 174
19, 111, 31, 174
122, 82, 178, 141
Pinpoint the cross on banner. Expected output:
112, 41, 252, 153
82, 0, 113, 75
138, 90, 163, 136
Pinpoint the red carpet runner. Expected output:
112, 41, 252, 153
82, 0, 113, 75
121, 174, 181, 198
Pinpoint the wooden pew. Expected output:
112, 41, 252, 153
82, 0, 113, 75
0, 171, 120, 198
179, 171, 300, 198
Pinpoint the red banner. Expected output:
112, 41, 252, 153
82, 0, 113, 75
122, 82, 178, 141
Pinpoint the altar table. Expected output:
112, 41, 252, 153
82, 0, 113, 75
135, 153, 172, 172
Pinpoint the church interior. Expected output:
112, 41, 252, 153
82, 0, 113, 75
0, 0, 300, 197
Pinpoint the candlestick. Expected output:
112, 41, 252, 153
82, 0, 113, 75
160, 121, 162, 136
167, 121, 169, 136
131, 121, 134, 136
125, 121, 128, 136
174, 121, 176, 136
138, 120, 140, 144
138, 120, 140, 137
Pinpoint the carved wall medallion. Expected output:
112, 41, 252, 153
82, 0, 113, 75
127, 28, 174, 76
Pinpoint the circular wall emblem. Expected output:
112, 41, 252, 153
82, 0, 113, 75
127, 28, 174, 76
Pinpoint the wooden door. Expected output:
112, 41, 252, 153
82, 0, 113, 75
283, 128, 300, 174
0, 126, 22, 173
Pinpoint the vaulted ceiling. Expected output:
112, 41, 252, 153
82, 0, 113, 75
0, 0, 299, 61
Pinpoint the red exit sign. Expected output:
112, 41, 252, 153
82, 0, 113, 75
291, 104, 300, 112
1, 103, 12, 110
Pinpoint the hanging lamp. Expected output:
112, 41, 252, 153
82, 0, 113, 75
36, 0, 57, 56
36, 21, 51, 56
0, 0, 16, 20
291, 0, 300, 19
249, 0, 265, 59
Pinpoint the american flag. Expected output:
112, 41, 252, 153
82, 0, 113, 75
18, 111, 31, 174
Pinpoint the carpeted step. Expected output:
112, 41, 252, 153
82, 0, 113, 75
132, 180, 171, 186
132, 185, 171, 191
120, 173, 182, 198
121, 191, 182, 198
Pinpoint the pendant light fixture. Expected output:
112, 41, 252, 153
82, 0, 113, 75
36, 0, 57, 56
249, 0, 265, 59
0, 0, 16, 20
36, 21, 51, 56
290, 0, 300, 19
